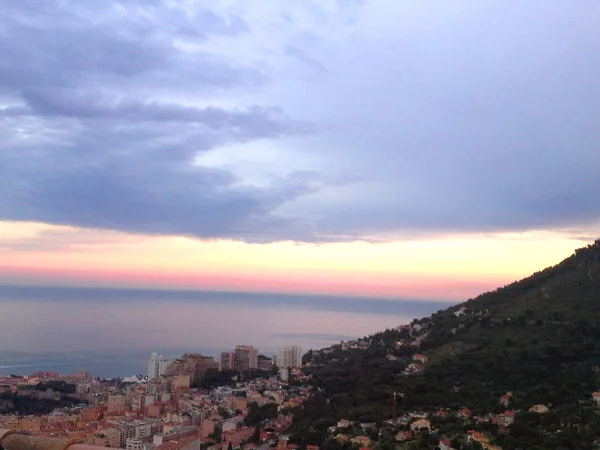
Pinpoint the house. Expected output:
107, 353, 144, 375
334, 434, 349, 443
457, 408, 472, 419
529, 404, 549, 413
395, 430, 413, 442
434, 410, 448, 417
405, 363, 425, 374
502, 410, 516, 426
454, 307, 466, 317
499, 392, 512, 407
413, 354, 429, 364
439, 440, 455, 450
467, 431, 490, 445
386, 354, 398, 361
481, 444, 502, 450
351, 436, 371, 447
336, 419, 351, 428
410, 419, 431, 432
592, 392, 600, 406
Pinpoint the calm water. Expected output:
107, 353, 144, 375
0, 284, 453, 377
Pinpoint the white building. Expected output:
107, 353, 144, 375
126, 438, 143, 450
147, 352, 168, 380
277, 346, 303, 381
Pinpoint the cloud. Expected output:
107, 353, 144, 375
1, 0, 599, 243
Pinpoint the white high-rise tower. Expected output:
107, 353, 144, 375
276, 346, 303, 381
147, 352, 168, 380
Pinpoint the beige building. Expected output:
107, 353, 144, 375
86, 428, 122, 448
221, 352, 236, 371
5, 416, 42, 432
235, 345, 258, 371
107, 394, 127, 414
166, 353, 218, 385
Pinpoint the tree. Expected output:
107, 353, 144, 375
250, 425, 261, 443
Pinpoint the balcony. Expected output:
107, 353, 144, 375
0, 430, 108, 450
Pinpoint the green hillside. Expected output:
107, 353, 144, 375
289, 240, 600, 449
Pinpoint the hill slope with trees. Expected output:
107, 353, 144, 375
289, 240, 600, 449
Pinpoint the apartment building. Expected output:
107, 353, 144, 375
235, 345, 258, 371
221, 352, 236, 371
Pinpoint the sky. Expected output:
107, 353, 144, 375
1, 1, 600, 313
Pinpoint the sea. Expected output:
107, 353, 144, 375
0, 284, 454, 378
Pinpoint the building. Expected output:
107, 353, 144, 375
112, 419, 164, 447
235, 345, 259, 371
221, 352, 236, 371
166, 353, 218, 385
277, 346, 303, 381
439, 440, 455, 450
410, 418, 431, 432
126, 438, 144, 450
170, 374, 191, 391
258, 356, 273, 372
107, 394, 127, 414
87, 429, 122, 448
4, 416, 42, 432
529, 404, 549, 413
148, 352, 169, 381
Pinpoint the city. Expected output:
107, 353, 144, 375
0, 345, 305, 450
1, 0, 600, 449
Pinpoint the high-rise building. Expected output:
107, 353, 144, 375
235, 345, 258, 371
147, 353, 168, 381
277, 346, 303, 381
165, 353, 218, 385
221, 352, 236, 371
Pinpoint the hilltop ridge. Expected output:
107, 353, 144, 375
290, 240, 600, 449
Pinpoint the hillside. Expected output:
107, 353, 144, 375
288, 240, 600, 449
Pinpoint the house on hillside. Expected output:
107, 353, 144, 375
493, 410, 516, 427
592, 392, 600, 405
457, 408, 472, 419
334, 434, 349, 443
499, 392, 513, 407
413, 354, 429, 364
439, 440, 456, 450
467, 431, 489, 445
351, 436, 371, 447
502, 410, 516, 426
337, 419, 351, 428
410, 419, 431, 432
395, 430, 413, 442
454, 307, 466, 317
529, 404, 549, 413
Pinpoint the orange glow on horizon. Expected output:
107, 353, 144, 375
0, 220, 595, 301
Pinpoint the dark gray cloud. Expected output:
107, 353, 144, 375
1, 0, 599, 243
0, 0, 320, 242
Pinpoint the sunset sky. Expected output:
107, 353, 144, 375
1, 0, 600, 304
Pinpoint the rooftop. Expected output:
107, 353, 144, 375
0, 430, 108, 450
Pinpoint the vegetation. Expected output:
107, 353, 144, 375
35, 380, 76, 393
244, 402, 278, 426
0, 393, 82, 415
290, 240, 600, 449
